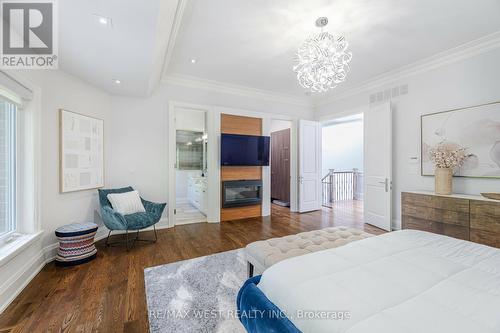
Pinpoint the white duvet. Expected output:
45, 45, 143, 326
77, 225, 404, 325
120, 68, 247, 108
257, 230, 500, 333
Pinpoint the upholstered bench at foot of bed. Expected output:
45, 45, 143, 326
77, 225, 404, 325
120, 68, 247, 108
245, 226, 373, 277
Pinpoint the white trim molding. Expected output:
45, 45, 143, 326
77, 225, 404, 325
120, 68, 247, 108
162, 32, 500, 110
163, 73, 312, 107
42, 218, 171, 263
1, 217, 170, 314
160, 0, 188, 78
315, 31, 500, 107
0, 232, 44, 314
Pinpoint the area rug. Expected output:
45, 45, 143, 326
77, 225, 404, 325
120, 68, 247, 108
144, 249, 248, 333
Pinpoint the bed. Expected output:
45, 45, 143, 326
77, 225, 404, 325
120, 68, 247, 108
237, 230, 500, 333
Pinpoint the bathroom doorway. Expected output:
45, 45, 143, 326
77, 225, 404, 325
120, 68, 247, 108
173, 108, 208, 225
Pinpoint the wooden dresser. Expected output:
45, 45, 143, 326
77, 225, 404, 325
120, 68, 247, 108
402, 191, 500, 248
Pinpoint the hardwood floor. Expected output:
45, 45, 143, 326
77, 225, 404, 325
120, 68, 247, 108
0, 201, 383, 333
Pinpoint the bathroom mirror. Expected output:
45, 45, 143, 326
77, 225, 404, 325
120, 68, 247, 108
176, 130, 205, 170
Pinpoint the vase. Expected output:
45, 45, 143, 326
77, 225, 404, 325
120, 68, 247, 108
435, 168, 453, 195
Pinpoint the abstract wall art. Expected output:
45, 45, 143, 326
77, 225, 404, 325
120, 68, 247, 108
60, 109, 104, 192
421, 101, 500, 178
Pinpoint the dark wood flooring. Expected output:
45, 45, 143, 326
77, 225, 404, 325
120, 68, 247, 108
0, 201, 383, 333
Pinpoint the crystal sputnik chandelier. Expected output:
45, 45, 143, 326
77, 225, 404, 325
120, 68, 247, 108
293, 17, 352, 93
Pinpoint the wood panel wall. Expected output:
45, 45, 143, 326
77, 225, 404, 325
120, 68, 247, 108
221, 114, 262, 221
221, 114, 262, 135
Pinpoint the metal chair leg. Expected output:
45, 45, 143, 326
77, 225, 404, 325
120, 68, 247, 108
105, 230, 112, 247
126, 230, 131, 251
104, 229, 135, 250
105, 226, 158, 250
133, 225, 158, 244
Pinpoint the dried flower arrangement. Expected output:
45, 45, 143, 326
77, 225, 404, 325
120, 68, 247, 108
428, 142, 468, 169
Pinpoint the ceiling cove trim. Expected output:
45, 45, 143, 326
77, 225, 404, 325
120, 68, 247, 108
161, 0, 188, 78
163, 74, 312, 107
315, 30, 500, 107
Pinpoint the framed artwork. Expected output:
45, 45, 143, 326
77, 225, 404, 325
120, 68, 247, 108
59, 109, 104, 192
421, 101, 500, 178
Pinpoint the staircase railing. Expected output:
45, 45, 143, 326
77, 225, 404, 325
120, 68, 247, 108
322, 169, 363, 207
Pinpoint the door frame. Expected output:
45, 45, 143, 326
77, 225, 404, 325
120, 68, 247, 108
168, 101, 219, 227
319, 111, 365, 203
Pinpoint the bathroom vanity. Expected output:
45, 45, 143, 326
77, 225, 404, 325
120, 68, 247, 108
187, 176, 208, 215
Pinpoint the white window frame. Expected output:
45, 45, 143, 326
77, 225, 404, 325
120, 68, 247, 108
0, 100, 17, 242
0, 71, 41, 253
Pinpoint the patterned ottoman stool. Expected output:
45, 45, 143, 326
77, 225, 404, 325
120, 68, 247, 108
55, 222, 98, 266
245, 226, 373, 277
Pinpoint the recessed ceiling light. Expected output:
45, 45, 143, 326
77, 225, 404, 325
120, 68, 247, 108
113, 79, 121, 84
93, 14, 112, 27
190, 58, 197, 64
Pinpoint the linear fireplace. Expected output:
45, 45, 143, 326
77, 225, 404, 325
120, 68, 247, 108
222, 180, 262, 208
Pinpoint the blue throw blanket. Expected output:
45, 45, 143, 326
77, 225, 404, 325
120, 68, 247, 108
236, 275, 301, 333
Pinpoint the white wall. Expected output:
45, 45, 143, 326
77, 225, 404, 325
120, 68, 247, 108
175, 108, 205, 131
315, 47, 500, 229
322, 120, 364, 176
271, 119, 292, 133
11, 70, 111, 248
108, 83, 313, 219
0, 69, 111, 313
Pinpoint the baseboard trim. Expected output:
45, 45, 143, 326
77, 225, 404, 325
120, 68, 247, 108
1, 218, 171, 314
0, 251, 45, 314
43, 218, 171, 263
392, 219, 402, 231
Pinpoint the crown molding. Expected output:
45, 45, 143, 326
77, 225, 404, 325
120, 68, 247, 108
314, 31, 500, 107
162, 74, 312, 107
160, 0, 188, 78
158, 0, 311, 108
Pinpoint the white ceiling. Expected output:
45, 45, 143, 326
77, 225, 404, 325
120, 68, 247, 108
166, 0, 500, 98
59, 0, 177, 97
58, 0, 500, 100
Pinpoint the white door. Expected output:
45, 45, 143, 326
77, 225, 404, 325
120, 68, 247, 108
298, 120, 321, 213
364, 102, 392, 231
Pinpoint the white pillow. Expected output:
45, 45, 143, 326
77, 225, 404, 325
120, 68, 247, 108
107, 190, 146, 215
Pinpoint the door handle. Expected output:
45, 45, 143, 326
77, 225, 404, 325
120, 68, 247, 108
378, 178, 389, 192
299, 176, 304, 184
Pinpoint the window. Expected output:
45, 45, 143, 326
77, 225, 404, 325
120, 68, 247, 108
0, 98, 16, 237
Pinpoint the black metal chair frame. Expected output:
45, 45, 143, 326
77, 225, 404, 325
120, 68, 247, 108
105, 225, 158, 251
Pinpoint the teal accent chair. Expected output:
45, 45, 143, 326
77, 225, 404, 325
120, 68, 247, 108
98, 187, 166, 250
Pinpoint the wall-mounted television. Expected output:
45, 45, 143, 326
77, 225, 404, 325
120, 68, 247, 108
221, 133, 270, 166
